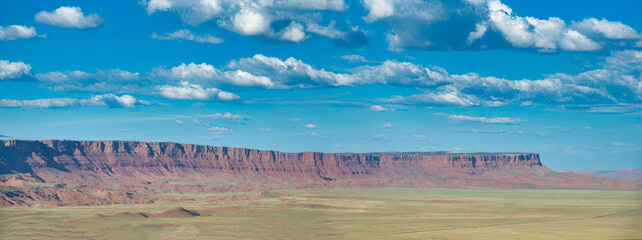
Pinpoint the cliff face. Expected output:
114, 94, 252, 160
0, 139, 636, 205
0, 140, 541, 182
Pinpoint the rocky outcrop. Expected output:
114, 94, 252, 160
0, 140, 637, 206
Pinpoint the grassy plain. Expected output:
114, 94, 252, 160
1, 187, 640, 239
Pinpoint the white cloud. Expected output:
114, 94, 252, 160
17, 49, 641, 109
0, 94, 142, 108
363, 0, 639, 52
260, 127, 272, 132
35, 6, 103, 29
276, 22, 307, 43
482, 1, 601, 52
387, 89, 480, 106
156, 62, 221, 81
0, 98, 77, 108
466, 23, 488, 45
227, 54, 353, 87
383, 123, 393, 128
282, 0, 346, 11
223, 70, 279, 88
232, 8, 270, 36
144, 0, 222, 25
85, 94, 139, 108
0, 60, 31, 80
34, 69, 141, 93
208, 126, 234, 132
207, 51, 640, 106
557, 29, 601, 51
571, 18, 640, 39
341, 55, 367, 63
376, 50, 641, 106
151, 29, 223, 44
204, 112, 246, 122
158, 81, 239, 101
469, 128, 505, 134
141, 0, 347, 42
305, 124, 317, 129
176, 120, 183, 124
446, 114, 523, 124
152, 62, 281, 89
148, 50, 641, 106
0, 25, 41, 41
369, 105, 389, 112
306, 21, 346, 39
363, 0, 395, 22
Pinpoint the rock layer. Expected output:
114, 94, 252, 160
1, 140, 541, 181
0, 140, 637, 206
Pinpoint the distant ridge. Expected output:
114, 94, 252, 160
368, 151, 535, 156
561, 168, 642, 181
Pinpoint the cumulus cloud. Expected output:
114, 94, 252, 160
442, 114, 523, 124
276, 22, 307, 42
35, 6, 103, 29
151, 62, 281, 89
0, 60, 31, 80
477, 1, 600, 52
305, 124, 317, 129
151, 29, 223, 44
158, 81, 239, 101
571, 18, 640, 39
362, 0, 640, 52
0, 94, 143, 108
372, 50, 642, 106
386, 88, 486, 107
227, 54, 353, 87
19, 49, 641, 108
223, 70, 278, 88
362, 0, 395, 22
165, 51, 640, 107
153, 62, 220, 82
141, 0, 349, 43
232, 8, 270, 35
0, 25, 42, 41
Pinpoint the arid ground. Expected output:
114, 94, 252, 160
1, 187, 640, 240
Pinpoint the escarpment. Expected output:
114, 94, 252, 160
0, 140, 542, 181
0, 139, 637, 206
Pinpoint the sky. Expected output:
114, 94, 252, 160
0, 0, 641, 171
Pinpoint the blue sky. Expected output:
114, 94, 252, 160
1, 0, 640, 171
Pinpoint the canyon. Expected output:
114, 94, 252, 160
0, 139, 638, 206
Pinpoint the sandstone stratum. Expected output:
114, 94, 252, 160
0, 140, 637, 206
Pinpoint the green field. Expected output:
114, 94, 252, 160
1, 187, 640, 239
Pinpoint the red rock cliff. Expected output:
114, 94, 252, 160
0, 140, 541, 181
